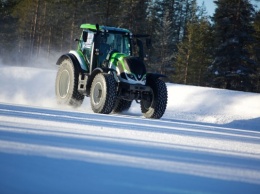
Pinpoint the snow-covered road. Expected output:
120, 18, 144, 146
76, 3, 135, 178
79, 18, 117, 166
0, 65, 260, 193
0, 103, 260, 194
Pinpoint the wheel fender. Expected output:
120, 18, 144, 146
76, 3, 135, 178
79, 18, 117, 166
146, 73, 166, 85
56, 52, 88, 72
69, 50, 88, 71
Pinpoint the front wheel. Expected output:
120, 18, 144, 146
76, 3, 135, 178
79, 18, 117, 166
141, 79, 168, 119
90, 73, 117, 114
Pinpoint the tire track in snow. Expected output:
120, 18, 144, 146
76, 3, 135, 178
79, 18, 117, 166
0, 103, 260, 142
1, 103, 260, 160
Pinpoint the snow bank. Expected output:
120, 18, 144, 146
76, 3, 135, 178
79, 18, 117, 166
164, 84, 260, 128
0, 64, 260, 129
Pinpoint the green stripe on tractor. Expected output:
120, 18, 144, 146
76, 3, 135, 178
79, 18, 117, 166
110, 53, 127, 69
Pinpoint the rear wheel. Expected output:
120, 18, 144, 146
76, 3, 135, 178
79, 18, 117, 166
90, 73, 117, 114
55, 59, 84, 107
141, 79, 168, 119
113, 99, 132, 113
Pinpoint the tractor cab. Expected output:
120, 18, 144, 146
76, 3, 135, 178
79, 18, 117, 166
77, 24, 150, 73
78, 24, 132, 72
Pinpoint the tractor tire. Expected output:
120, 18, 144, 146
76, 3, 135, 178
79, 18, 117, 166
141, 79, 168, 119
113, 99, 132, 113
90, 73, 117, 114
55, 59, 84, 107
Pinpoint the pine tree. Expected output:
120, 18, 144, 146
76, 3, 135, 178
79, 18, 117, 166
12, 0, 37, 59
118, 0, 149, 33
174, 2, 213, 86
146, 0, 200, 80
0, 0, 19, 64
156, 7, 175, 75
252, 11, 260, 92
210, 0, 257, 92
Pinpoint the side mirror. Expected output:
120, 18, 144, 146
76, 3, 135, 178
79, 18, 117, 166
83, 31, 88, 42
146, 38, 151, 49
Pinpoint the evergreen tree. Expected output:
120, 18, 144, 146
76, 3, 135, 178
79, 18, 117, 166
210, 0, 257, 92
118, 0, 149, 33
174, 2, 213, 86
156, 7, 174, 75
252, 11, 260, 92
146, 0, 196, 80
12, 0, 37, 59
0, 0, 19, 63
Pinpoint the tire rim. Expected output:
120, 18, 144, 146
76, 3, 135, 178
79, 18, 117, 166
59, 69, 70, 98
93, 82, 102, 105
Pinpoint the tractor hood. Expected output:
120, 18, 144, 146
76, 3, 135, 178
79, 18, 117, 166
109, 53, 147, 85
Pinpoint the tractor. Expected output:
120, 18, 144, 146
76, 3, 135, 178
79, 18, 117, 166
55, 23, 168, 119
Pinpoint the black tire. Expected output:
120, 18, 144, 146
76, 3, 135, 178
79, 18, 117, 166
141, 79, 168, 119
90, 73, 117, 114
113, 99, 132, 113
55, 59, 84, 107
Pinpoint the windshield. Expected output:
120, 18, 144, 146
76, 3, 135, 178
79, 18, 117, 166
100, 33, 131, 55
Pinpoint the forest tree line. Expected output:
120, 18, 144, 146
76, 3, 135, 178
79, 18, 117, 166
1, 0, 260, 92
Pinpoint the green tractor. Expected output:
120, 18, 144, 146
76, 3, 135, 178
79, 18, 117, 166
55, 23, 168, 119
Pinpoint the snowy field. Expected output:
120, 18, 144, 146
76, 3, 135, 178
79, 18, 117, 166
0, 64, 260, 193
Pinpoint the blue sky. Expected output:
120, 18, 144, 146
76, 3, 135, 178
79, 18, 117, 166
197, 0, 260, 16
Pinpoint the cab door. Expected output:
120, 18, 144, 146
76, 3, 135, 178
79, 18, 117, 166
81, 30, 94, 67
